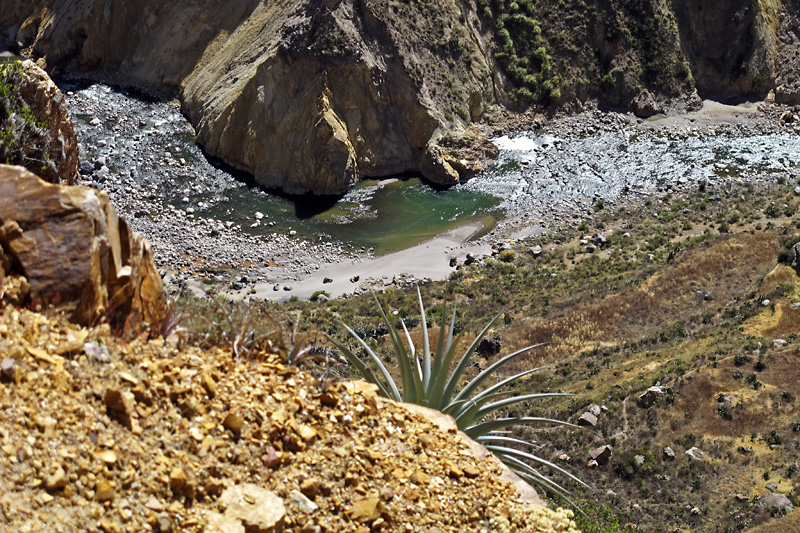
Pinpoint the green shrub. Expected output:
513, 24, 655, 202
0, 60, 54, 176
328, 287, 586, 505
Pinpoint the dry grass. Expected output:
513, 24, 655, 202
502, 232, 781, 372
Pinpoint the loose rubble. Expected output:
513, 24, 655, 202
0, 291, 579, 532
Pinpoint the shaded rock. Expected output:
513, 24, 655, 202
223, 413, 244, 438
792, 242, 800, 273
578, 412, 598, 427
738, 445, 754, 454
45, 467, 68, 491
0, 165, 165, 337
95, 479, 115, 502
663, 447, 676, 460
765, 483, 778, 493
169, 467, 188, 492
637, 386, 665, 408
104, 388, 140, 433
0, 357, 18, 382
420, 142, 460, 187
477, 335, 502, 358
589, 445, 612, 465
218, 484, 285, 533
631, 90, 661, 118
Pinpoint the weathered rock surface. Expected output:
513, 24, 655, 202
0, 59, 77, 184
589, 445, 613, 465
218, 484, 286, 533
3, 0, 495, 194
756, 492, 795, 514
0, 165, 164, 335
637, 385, 666, 408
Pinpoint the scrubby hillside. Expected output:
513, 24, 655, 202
270, 177, 800, 531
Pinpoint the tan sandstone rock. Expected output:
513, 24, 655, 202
218, 484, 286, 533
0, 164, 165, 336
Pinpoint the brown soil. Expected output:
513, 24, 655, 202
0, 287, 577, 532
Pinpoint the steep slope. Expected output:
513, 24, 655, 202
3, 0, 496, 194
3, 0, 800, 194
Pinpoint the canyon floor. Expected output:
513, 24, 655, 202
63, 79, 799, 305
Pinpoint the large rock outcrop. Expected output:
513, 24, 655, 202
3, 0, 495, 194
672, 0, 781, 99
3, 0, 800, 193
0, 165, 165, 337
0, 59, 77, 184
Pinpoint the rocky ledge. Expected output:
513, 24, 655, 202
0, 294, 578, 532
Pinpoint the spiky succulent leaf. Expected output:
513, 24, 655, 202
440, 312, 502, 404
452, 344, 544, 405
417, 288, 432, 394
485, 444, 589, 489
334, 287, 587, 506
371, 292, 420, 403
474, 392, 572, 422
465, 416, 580, 440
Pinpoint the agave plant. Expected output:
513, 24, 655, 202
326, 287, 587, 505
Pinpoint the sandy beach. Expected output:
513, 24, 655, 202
251, 220, 500, 302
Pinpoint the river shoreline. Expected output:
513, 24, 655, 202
62, 82, 799, 302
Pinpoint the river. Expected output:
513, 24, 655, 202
61, 81, 800, 297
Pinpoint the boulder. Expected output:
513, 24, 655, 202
756, 492, 794, 514
637, 386, 666, 408
589, 445, 612, 465
477, 335, 502, 358
218, 484, 286, 533
578, 412, 598, 427
1, 60, 78, 185
685, 446, 705, 462
0, 165, 165, 337
630, 90, 661, 118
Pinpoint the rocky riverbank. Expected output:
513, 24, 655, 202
63, 79, 800, 301
63, 82, 365, 297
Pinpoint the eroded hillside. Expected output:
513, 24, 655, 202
4, 0, 800, 194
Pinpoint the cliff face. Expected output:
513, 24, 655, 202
3, 0, 494, 194
672, 0, 781, 99
3, 0, 800, 194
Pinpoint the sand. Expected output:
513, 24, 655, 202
252, 220, 500, 302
